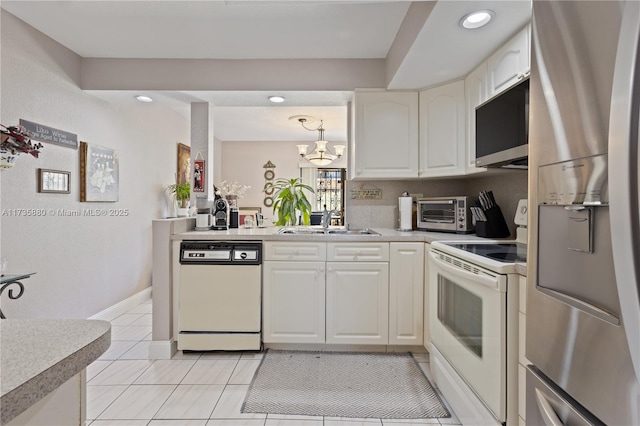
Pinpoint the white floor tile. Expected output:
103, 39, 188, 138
229, 360, 261, 384
110, 325, 153, 341
127, 303, 153, 314
199, 351, 242, 360
182, 359, 238, 385
210, 385, 266, 420
86, 385, 127, 420
134, 359, 196, 384
206, 420, 266, 426
173, 351, 202, 360
98, 341, 137, 360
89, 359, 152, 385
267, 413, 324, 420
89, 420, 149, 425
324, 419, 382, 425
110, 313, 145, 326
240, 352, 264, 360
154, 384, 225, 419
131, 313, 153, 326
87, 360, 113, 381
149, 421, 208, 426
98, 384, 176, 420
120, 341, 152, 359
418, 362, 436, 387
265, 419, 323, 425
143, 332, 152, 341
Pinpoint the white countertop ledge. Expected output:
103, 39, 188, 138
0, 319, 111, 424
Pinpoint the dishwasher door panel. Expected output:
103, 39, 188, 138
179, 265, 261, 332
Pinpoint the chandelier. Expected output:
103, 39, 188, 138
293, 117, 345, 167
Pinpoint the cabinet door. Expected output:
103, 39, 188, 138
262, 261, 325, 343
389, 243, 424, 345
487, 24, 530, 97
353, 91, 419, 179
464, 62, 489, 174
326, 262, 389, 344
418, 80, 466, 177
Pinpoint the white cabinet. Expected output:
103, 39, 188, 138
326, 242, 390, 345
464, 62, 489, 173
389, 242, 424, 345
418, 80, 466, 177
263, 242, 326, 344
353, 91, 419, 179
487, 24, 530, 97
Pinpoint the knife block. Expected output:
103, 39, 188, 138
476, 206, 510, 238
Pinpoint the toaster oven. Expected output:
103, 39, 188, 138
417, 196, 475, 233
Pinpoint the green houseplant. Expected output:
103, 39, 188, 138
166, 182, 191, 217
266, 178, 314, 226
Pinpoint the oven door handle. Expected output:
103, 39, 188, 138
429, 251, 503, 291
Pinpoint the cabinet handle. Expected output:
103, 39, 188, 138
517, 73, 524, 80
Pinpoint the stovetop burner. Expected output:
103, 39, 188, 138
442, 242, 527, 263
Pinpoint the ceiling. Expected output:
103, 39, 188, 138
1, 0, 532, 143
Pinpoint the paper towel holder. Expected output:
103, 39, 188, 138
398, 192, 413, 232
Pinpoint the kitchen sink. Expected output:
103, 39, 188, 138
278, 227, 380, 236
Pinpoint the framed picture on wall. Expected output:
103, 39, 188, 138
177, 143, 191, 185
38, 169, 70, 194
79, 141, 119, 202
193, 159, 205, 193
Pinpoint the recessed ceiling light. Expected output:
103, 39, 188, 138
268, 96, 286, 103
461, 10, 495, 29
135, 95, 153, 103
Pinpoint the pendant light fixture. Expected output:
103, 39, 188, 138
291, 116, 345, 167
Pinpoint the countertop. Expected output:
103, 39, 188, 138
0, 319, 111, 424
174, 226, 492, 243
173, 226, 528, 276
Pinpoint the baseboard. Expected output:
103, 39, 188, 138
89, 287, 152, 321
149, 340, 177, 359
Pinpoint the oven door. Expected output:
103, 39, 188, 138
418, 199, 456, 231
429, 249, 507, 420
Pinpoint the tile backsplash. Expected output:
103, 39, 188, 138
345, 169, 528, 237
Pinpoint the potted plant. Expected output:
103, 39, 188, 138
166, 182, 191, 217
266, 177, 314, 226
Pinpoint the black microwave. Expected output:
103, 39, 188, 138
475, 78, 529, 168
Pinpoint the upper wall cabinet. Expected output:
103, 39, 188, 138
418, 80, 466, 178
352, 91, 419, 179
464, 62, 489, 174
487, 24, 531, 97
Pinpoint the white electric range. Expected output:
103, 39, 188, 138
428, 200, 527, 426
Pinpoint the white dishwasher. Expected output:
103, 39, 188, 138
178, 241, 262, 351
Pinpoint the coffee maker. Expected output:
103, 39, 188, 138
212, 197, 229, 230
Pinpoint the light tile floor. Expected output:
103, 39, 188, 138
87, 299, 460, 426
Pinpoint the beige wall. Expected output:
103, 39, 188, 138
0, 11, 190, 318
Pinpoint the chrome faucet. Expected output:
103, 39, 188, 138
322, 206, 337, 230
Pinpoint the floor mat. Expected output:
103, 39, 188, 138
241, 350, 450, 419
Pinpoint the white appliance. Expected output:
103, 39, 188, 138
178, 241, 262, 351
428, 200, 527, 425
527, 2, 640, 425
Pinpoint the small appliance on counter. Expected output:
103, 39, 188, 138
212, 198, 229, 230
195, 208, 212, 231
417, 196, 475, 233
398, 192, 413, 231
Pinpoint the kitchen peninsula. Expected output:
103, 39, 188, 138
0, 319, 111, 425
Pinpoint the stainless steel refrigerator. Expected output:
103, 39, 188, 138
527, 1, 640, 425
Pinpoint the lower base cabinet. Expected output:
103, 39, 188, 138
262, 261, 325, 344
326, 261, 389, 344
262, 241, 424, 347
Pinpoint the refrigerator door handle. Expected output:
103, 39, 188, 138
609, 0, 640, 384
535, 389, 565, 426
